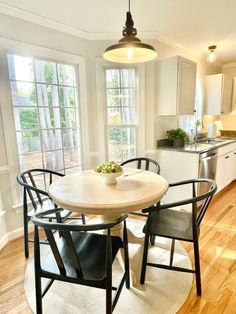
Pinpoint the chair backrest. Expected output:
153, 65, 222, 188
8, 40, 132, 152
32, 209, 127, 278
144, 178, 217, 227
121, 157, 160, 174
17, 168, 64, 210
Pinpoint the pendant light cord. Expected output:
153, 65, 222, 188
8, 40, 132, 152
128, 0, 130, 12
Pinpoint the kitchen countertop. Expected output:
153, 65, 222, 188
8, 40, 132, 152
156, 138, 236, 154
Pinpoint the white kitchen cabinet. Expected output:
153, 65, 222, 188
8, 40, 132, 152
215, 143, 236, 192
205, 73, 233, 115
153, 149, 199, 204
156, 56, 197, 116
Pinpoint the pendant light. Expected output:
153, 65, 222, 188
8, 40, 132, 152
207, 45, 217, 63
103, 0, 157, 64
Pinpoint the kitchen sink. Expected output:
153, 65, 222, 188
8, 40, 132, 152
196, 138, 225, 144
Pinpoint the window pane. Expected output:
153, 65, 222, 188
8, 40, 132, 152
108, 127, 136, 162
38, 107, 60, 129
120, 89, 135, 106
16, 131, 40, 154
106, 89, 121, 107
59, 87, 77, 107
120, 69, 135, 88
41, 129, 62, 151
106, 69, 120, 88
10, 82, 36, 107
7, 55, 34, 82
64, 148, 81, 168
20, 153, 43, 171
14, 107, 39, 130
60, 107, 79, 128
62, 128, 80, 148
35, 60, 57, 84
58, 64, 76, 86
43, 150, 64, 170
37, 84, 59, 107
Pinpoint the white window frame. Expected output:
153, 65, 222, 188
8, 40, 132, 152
95, 58, 145, 163
0, 38, 89, 209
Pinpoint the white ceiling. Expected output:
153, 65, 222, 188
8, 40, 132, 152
1, 0, 236, 65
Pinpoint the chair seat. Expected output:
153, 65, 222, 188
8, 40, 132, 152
42, 232, 123, 281
144, 209, 193, 241
27, 198, 71, 220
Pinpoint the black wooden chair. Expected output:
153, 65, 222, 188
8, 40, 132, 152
32, 209, 130, 314
17, 168, 85, 258
140, 178, 217, 295
121, 157, 161, 217
121, 157, 160, 175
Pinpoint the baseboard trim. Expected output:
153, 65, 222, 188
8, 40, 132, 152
0, 224, 34, 251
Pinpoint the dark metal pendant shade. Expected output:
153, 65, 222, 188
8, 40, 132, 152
103, 6, 157, 63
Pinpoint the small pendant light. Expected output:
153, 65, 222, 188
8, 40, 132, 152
207, 45, 217, 63
103, 0, 157, 64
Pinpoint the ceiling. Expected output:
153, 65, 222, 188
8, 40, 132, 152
1, 0, 236, 65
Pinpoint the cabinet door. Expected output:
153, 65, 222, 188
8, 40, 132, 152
216, 155, 225, 192
157, 57, 178, 115
177, 58, 196, 115
216, 152, 234, 192
221, 76, 233, 114
156, 56, 196, 116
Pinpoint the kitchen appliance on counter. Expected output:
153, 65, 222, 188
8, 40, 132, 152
208, 122, 217, 139
198, 148, 218, 195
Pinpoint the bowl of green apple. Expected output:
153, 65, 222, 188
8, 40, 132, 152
95, 161, 123, 184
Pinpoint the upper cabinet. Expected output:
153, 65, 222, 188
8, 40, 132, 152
156, 56, 197, 116
205, 73, 233, 115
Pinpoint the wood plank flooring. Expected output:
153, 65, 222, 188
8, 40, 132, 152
0, 181, 236, 313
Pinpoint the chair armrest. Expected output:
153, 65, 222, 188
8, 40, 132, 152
142, 179, 217, 213
32, 208, 128, 232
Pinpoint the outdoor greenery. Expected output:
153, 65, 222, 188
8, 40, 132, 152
8, 54, 80, 172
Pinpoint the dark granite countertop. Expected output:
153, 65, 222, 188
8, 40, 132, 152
156, 138, 236, 154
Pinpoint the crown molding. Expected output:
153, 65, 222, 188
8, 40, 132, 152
0, 3, 89, 39
0, 2, 188, 51
223, 62, 236, 69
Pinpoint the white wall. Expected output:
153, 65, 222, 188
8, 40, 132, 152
0, 12, 222, 248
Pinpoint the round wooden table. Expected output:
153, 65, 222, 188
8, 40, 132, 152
49, 168, 169, 217
49, 168, 169, 287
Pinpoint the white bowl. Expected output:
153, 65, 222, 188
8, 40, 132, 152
98, 171, 123, 184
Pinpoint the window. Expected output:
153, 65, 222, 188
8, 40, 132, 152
105, 68, 138, 162
7, 54, 82, 175
179, 78, 203, 136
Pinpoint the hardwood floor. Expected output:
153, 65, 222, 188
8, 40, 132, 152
0, 181, 236, 313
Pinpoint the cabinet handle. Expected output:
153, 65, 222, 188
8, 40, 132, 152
225, 156, 229, 159
221, 111, 224, 114
234, 152, 236, 155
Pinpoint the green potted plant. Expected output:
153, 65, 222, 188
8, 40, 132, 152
166, 128, 189, 147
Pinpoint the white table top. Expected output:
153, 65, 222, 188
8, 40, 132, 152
49, 168, 169, 215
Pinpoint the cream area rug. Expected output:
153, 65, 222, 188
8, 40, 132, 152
24, 219, 192, 314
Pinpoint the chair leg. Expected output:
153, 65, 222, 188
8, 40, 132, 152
150, 234, 156, 246
170, 239, 175, 266
35, 274, 43, 314
23, 211, 29, 259
81, 214, 86, 224
123, 222, 130, 289
140, 231, 150, 284
193, 238, 202, 296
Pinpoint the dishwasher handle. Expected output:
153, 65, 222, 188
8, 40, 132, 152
201, 153, 217, 162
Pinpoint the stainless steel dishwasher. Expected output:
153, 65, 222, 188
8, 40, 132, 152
198, 148, 218, 195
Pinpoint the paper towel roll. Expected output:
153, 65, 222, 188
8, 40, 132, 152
208, 122, 217, 139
